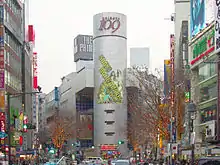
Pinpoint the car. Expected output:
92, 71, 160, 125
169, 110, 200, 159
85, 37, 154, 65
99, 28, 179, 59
197, 156, 220, 165
111, 159, 118, 165
114, 159, 130, 165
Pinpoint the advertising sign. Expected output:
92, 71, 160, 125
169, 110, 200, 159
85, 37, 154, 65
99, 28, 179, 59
217, 58, 220, 141
190, 0, 205, 38
215, 0, 220, 51
164, 60, 171, 98
170, 34, 176, 142
28, 25, 35, 42
0, 91, 4, 111
74, 35, 93, 62
0, 70, 4, 89
33, 52, 38, 89
0, 112, 5, 142
99, 17, 120, 33
23, 115, 28, 132
93, 12, 127, 39
97, 55, 123, 104
191, 26, 215, 65
170, 35, 175, 106
78, 114, 93, 139
0, 6, 3, 25
100, 144, 118, 151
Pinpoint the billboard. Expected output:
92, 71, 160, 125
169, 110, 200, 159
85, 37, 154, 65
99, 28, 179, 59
97, 55, 123, 104
170, 34, 175, 107
28, 25, 35, 42
164, 60, 171, 98
78, 114, 93, 139
170, 34, 176, 142
33, 52, 38, 89
190, 0, 215, 38
190, 26, 215, 65
74, 35, 93, 62
190, 0, 205, 38
215, 0, 220, 51
0, 25, 4, 90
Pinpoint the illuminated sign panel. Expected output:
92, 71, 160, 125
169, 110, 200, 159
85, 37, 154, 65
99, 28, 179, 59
100, 144, 118, 151
97, 55, 123, 104
74, 35, 93, 62
170, 34, 175, 106
191, 27, 215, 65
99, 17, 120, 33
23, 115, 28, 132
33, 52, 38, 89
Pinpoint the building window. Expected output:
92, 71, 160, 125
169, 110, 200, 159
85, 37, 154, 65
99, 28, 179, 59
105, 132, 115, 136
200, 104, 217, 123
104, 109, 115, 113
105, 121, 115, 125
199, 58, 217, 82
200, 82, 217, 103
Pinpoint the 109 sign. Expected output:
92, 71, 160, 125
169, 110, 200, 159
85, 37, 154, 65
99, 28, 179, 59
99, 17, 120, 33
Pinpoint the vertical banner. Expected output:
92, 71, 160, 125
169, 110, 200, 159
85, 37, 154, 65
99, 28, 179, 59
170, 35, 175, 107
54, 87, 59, 108
33, 52, 38, 89
0, 5, 3, 24
217, 58, 220, 141
0, 26, 4, 90
0, 5, 4, 147
215, 0, 220, 51
0, 91, 4, 111
164, 60, 171, 100
170, 34, 176, 142
216, 1, 220, 141
0, 112, 5, 144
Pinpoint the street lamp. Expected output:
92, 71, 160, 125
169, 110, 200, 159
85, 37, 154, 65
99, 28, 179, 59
187, 101, 196, 165
6, 86, 42, 163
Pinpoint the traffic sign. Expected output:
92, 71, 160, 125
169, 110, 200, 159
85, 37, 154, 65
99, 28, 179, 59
0, 132, 7, 138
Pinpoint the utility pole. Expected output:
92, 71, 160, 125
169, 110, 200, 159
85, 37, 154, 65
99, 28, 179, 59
7, 94, 11, 164
6, 87, 41, 163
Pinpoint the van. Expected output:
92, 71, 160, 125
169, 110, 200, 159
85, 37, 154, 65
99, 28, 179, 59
197, 156, 220, 165
84, 157, 103, 164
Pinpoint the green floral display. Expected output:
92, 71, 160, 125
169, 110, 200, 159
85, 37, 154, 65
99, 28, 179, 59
97, 55, 123, 104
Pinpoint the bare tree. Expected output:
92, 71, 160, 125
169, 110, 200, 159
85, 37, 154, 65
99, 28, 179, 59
127, 67, 170, 150
47, 115, 76, 154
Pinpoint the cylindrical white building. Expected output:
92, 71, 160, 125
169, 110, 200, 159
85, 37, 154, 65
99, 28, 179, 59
93, 12, 128, 155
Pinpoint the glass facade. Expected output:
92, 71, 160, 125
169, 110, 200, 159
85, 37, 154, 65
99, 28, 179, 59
198, 55, 218, 124
4, 28, 22, 91
199, 58, 217, 82
200, 99, 217, 123
199, 77, 217, 103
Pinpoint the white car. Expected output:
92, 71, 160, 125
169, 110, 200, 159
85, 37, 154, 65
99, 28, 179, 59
114, 159, 130, 165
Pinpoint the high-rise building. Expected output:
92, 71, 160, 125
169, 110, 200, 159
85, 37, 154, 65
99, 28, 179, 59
93, 12, 128, 155
130, 47, 150, 68
0, 0, 29, 157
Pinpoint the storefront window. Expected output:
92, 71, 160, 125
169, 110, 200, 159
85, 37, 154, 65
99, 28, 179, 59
200, 104, 217, 123
199, 58, 217, 82
200, 82, 217, 102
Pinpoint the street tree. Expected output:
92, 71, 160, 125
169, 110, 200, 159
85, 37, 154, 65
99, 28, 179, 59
49, 115, 76, 154
127, 66, 170, 151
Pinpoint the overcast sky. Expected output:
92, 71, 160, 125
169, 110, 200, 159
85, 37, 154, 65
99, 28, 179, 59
29, 0, 174, 93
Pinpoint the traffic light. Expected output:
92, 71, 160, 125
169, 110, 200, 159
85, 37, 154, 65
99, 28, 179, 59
118, 140, 124, 145
23, 115, 28, 132
49, 148, 55, 154
26, 123, 36, 129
